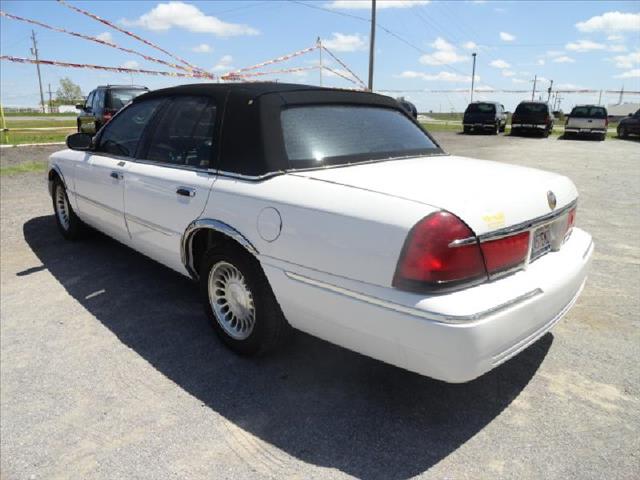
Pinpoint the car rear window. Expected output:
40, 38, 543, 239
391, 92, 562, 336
107, 89, 148, 110
515, 103, 547, 114
281, 105, 438, 167
570, 106, 607, 118
466, 103, 495, 114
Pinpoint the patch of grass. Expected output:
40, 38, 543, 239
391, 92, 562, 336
0, 161, 47, 176
0, 131, 68, 145
4, 111, 76, 117
5, 119, 76, 129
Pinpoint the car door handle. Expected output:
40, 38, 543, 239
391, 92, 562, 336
110, 171, 123, 180
176, 187, 196, 197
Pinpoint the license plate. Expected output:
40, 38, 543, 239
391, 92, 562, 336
580, 128, 590, 133
531, 225, 552, 261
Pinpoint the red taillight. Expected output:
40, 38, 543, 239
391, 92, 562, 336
605, 117, 609, 127
393, 212, 487, 291
103, 110, 116, 122
565, 207, 577, 237
480, 231, 530, 274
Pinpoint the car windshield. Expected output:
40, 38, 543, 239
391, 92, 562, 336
108, 89, 147, 110
466, 103, 495, 114
515, 103, 547, 114
281, 105, 439, 168
570, 106, 607, 118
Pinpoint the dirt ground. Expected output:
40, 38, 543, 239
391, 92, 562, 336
1, 132, 639, 479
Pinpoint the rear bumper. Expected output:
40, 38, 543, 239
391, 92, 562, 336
565, 127, 606, 134
463, 123, 496, 129
512, 123, 546, 129
263, 228, 593, 383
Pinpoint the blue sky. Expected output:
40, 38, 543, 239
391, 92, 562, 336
1, 0, 639, 111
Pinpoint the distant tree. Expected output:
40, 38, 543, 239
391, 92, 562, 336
55, 77, 83, 104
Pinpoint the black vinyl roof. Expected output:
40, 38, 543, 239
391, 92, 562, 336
131, 82, 439, 177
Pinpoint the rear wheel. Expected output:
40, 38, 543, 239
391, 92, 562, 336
200, 245, 290, 356
543, 127, 550, 138
618, 126, 628, 138
493, 123, 499, 135
463, 126, 471, 134
52, 178, 83, 240
599, 133, 606, 141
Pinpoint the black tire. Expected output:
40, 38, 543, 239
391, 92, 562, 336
618, 126, 628, 138
543, 127, 550, 138
493, 123, 500, 135
599, 133, 606, 141
199, 245, 291, 356
52, 178, 83, 240
499, 123, 506, 133
77, 120, 81, 133
463, 126, 471, 134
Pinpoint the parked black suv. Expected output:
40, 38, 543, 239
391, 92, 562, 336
396, 97, 418, 119
511, 101, 554, 137
617, 109, 640, 139
462, 101, 507, 134
77, 85, 149, 133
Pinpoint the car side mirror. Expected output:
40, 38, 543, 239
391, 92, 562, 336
629, 113, 633, 117
75, 103, 84, 110
66, 132, 93, 151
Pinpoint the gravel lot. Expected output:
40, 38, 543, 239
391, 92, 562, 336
1, 133, 639, 480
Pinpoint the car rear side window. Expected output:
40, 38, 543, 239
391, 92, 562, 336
515, 103, 547, 114
281, 105, 437, 167
570, 106, 607, 118
107, 89, 147, 110
96, 99, 163, 157
144, 96, 216, 168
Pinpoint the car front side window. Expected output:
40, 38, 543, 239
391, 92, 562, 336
96, 99, 163, 158
85, 91, 95, 111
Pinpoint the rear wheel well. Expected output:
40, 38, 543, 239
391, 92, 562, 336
190, 228, 256, 277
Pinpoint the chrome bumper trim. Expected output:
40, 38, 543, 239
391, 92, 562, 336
284, 271, 543, 325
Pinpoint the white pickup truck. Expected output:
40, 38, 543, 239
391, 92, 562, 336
47, 83, 593, 383
564, 105, 608, 141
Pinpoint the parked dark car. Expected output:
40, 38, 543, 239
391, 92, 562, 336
462, 101, 507, 134
617, 109, 640, 139
77, 85, 149, 134
396, 98, 418, 119
564, 105, 608, 141
511, 101, 554, 137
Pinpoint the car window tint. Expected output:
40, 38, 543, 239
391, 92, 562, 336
281, 105, 437, 166
515, 103, 547, 114
93, 90, 104, 112
85, 91, 95, 110
108, 89, 147, 110
570, 106, 606, 118
145, 96, 216, 168
97, 99, 162, 157
466, 103, 495, 114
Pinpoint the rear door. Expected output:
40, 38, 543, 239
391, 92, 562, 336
516, 103, 547, 125
568, 106, 606, 130
73, 98, 164, 243
123, 95, 217, 274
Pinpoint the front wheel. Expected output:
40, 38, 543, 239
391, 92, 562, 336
618, 126, 628, 138
200, 245, 291, 356
52, 178, 83, 240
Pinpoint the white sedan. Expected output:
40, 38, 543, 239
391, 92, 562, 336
47, 83, 593, 383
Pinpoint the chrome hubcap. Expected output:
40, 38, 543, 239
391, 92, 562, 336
55, 186, 70, 231
208, 261, 255, 340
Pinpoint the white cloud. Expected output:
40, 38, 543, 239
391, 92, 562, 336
511, 78, 527, 84
608, 34, 624, 41
462, 41, 477, 50
95, 32, 114, 44
397, 70, 476, 82
576, 11, 640, 33
121, 2, 259, 37
499, 31, 515, 42
555, 83, 584, 90
210, 54, 234, 72
537, 59, 545, 66
553, 56, 575, 63
614, 69, 640, 79
121, 60, 139, 69
489, 59, 510, 69
192, 43, 212, 53
419, 37, 467, 65
325, 0, 429, 9
565, 40, 606, 52
610, 51, 640, 69
609, 44, 627, 52
323, 32, 367, 52
546, 50, 565, 57
501, 70, 515, 77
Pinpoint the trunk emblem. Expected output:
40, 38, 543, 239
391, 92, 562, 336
547, 191, 557, 210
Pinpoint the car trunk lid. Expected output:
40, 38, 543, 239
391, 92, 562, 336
289, 155, 577, 236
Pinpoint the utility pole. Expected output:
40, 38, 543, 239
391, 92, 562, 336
597, 89, 602, 106
618, 84, 624, 104
47, 83, 53, 113
470, 52, 477, 103
367, 0, 376, 91
531, 74, 537, 101
30, 30, 46, 114
317, 37, 323, 87
547, 79, 553, 102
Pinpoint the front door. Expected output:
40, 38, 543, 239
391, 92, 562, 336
74, 97, 165, 243
123, 96, 218, 274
